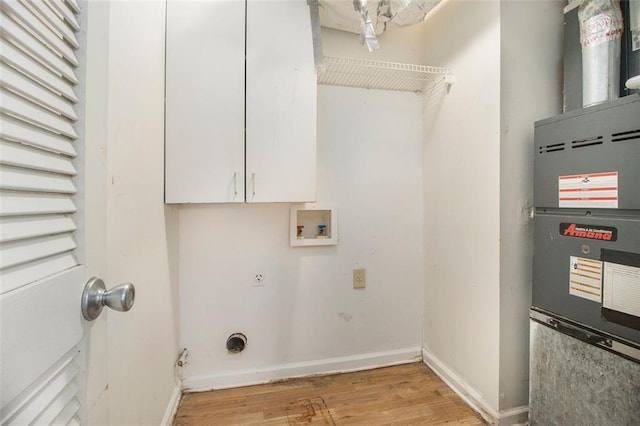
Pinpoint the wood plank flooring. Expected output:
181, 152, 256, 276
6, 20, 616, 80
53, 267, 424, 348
174, 362, 486, 425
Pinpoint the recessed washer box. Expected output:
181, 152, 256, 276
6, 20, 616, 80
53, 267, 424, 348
290, 203, 338, 247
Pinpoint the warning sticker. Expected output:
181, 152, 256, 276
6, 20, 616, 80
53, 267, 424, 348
569, 256, 603, 302
559, 172, 618, 208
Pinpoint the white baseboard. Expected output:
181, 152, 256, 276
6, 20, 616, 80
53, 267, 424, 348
422, 348, 529, 425
422, 347, 499, 423
498, 405, 529, 425
160, 384, 182, 426
182, 346, 422, 393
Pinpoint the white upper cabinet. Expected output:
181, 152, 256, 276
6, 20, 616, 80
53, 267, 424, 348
165, 0, 317, 204
245, 0, 317, 203
165, 0, 245, 204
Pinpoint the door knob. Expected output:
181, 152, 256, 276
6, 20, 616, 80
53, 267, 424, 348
82, 277, 135, 321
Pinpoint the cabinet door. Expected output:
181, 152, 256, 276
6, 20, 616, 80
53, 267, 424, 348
246, 0, 317, 203
165, 0, 245, 203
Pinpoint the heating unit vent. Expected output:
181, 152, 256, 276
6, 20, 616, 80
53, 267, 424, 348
538, 142, 565, 154
611, 129, 640, 143
571, 136, 603, 149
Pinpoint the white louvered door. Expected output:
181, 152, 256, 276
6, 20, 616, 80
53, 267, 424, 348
0, 0, 89, 424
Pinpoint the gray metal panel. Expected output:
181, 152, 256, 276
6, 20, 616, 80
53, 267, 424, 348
533, 212, 640, 344
563, 5, 582, 112
529, 320, 640, 426
534, 95, 640, 209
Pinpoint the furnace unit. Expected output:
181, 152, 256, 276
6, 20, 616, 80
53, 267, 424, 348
532, 94, 640, 356
529, 95, 640, 424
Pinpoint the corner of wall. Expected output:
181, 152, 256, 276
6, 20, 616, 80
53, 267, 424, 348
165, 204, 181, 352
160, 384, 182, 426
421, 0, 502, 415
422, 348, 499, 424
497, 0, 564, 413
423, 348, 529, 426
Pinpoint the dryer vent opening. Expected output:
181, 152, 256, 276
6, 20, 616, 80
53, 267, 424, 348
226, 333, 247, 354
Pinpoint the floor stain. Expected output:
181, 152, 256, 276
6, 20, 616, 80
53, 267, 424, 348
286, 397, 336, 425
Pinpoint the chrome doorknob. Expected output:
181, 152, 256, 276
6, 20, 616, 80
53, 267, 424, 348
82, 277, 135, 321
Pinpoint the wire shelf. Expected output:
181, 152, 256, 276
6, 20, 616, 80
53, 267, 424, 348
317, 56, 453, 93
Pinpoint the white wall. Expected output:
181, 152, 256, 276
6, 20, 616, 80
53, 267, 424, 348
421, 0, 502, 416
178, 27, 426, 388
88, 1, 181, 424
499, 0, 563, 412
421, 1, 563, 422
321, 25, 426, 63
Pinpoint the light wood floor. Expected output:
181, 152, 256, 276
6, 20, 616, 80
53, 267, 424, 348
173, 362, 486, 425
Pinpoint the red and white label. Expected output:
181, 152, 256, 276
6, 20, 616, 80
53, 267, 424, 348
581, 13, 624, 48
558, 171, 618, 208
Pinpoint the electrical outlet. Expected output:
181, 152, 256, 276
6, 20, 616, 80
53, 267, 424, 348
254, 273, 264, 286
353, 268, 366, 289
